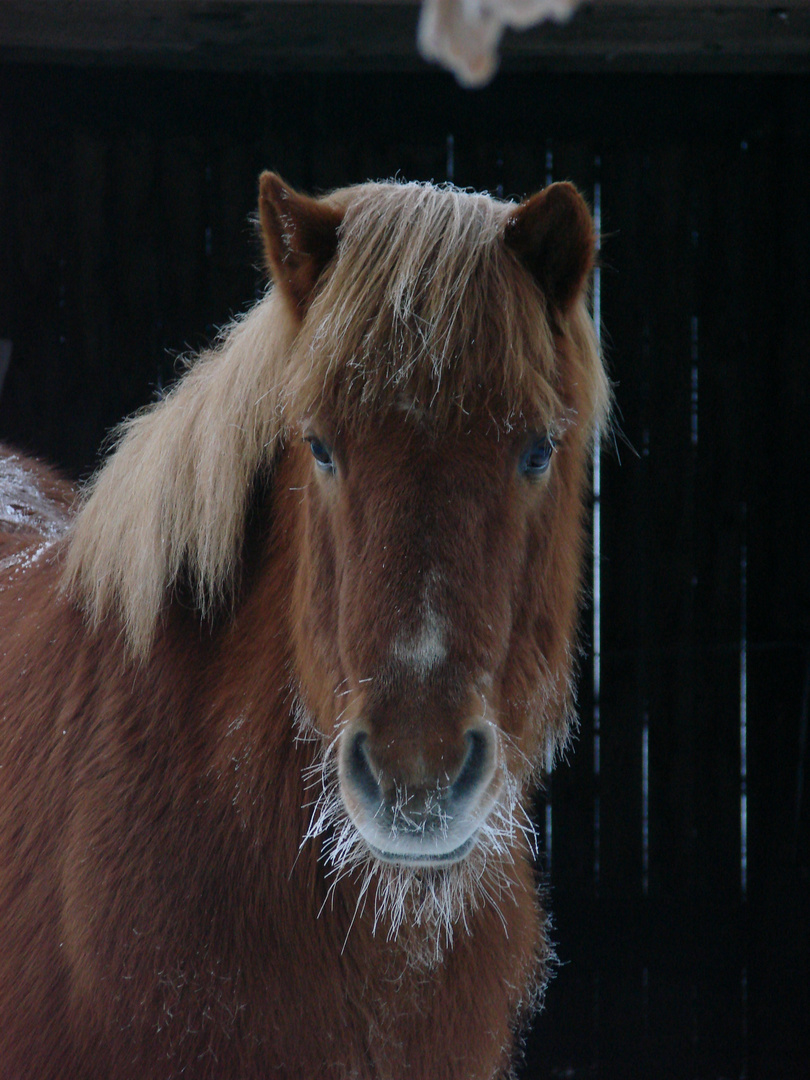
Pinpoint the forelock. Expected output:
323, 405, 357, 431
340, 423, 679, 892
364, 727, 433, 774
284, 181, 562, 432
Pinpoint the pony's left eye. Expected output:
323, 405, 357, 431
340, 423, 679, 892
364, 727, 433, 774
306, 437, 335, 473
519, 436, 555, 479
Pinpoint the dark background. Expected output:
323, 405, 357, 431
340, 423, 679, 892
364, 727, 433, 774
1, 46, 808, 1080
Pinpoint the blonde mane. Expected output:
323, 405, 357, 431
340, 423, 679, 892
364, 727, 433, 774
63, 180, 609, 657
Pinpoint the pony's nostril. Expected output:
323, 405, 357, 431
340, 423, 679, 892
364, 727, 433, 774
348, 731, 382, 807
450, 729, 490, 803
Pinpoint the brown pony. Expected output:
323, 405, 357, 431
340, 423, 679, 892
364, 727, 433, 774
0, 175, 608, 1079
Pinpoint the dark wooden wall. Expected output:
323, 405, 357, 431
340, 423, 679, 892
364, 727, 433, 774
1, 64, 808, 1078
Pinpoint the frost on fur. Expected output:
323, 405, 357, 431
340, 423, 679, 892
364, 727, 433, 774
296, 704, 540, 967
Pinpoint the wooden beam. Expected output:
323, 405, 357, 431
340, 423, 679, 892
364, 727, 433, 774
1, 1, 809, 73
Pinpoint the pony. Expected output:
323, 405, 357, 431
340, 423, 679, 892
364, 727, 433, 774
0, 174, 608, 1080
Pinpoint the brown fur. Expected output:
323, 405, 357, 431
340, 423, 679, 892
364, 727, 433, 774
0, 176, 608, 1079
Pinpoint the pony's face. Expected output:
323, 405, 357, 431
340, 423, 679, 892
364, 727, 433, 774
291, 407, 567, 869
255, 173, 602, 931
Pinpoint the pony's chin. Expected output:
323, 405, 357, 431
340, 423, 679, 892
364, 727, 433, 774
365, 833, 477, 868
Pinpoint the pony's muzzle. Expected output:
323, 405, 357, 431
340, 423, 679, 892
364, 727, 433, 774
338, 724, 500, 866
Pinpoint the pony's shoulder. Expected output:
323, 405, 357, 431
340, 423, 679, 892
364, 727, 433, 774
0, 447, 74, 545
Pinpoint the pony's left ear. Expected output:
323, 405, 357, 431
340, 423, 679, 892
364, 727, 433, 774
258, 172, 344, 318
504, 182, 596, 315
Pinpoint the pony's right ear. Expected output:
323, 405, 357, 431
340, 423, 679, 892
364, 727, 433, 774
258, 172, 343, 318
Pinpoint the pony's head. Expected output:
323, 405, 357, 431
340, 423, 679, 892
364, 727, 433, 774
64, 174, 608, 950
259, 175, 608, 941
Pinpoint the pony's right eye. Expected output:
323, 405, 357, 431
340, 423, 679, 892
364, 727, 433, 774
306, 437, 335, 473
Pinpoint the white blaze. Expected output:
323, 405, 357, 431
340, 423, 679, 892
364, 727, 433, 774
392, 571, 447, 674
